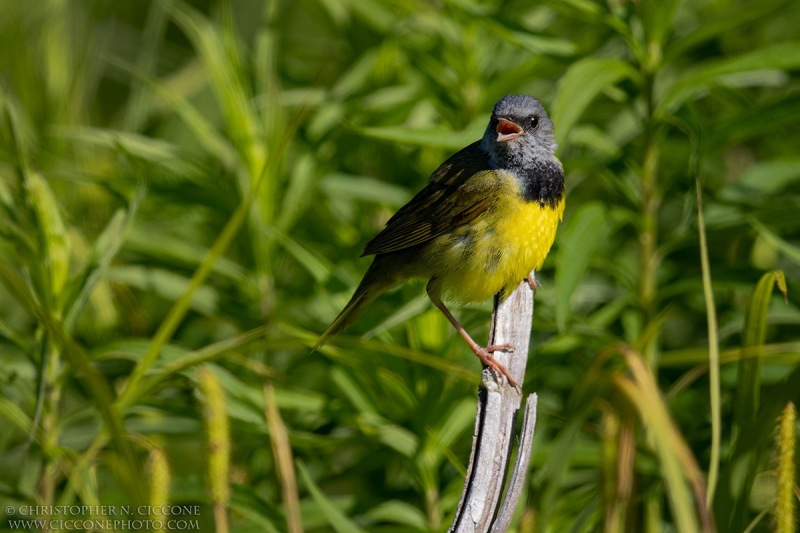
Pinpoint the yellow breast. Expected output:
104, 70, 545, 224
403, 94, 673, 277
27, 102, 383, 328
434, 172, 565, 302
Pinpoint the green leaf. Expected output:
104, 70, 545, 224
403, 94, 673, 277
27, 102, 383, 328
108, 56, 238, 168
372, 416, 418, 458
276, 153, 316, 232
616, 348, 710, 532
617, 374, 704, 531
774, 402, 797, 533
125, 227, 251, 286
320, 173, 411, 208
51, 126, 202, 180
697, 181, 721, 509
192, 365, 325, 425
341, 0, 395, 32
365, 294, 430, 340
0, 395, 32, 434
109, 265, 219, 316
552, 57, 639, 147
355, 124, 483, 150
0, 261, 145, 501
331, 367, 377, 415
91, 339, 187, 363
638, 0, 679, 54
363, 500, 427, 529
430, 398, 475, 452
228, 485, 283, 533
331, 50, 380, 99
116, 178, 263, 409
660, 342, 800, 367
25, 171, 69, 302
554, 202, 612, 330
65, 191, 142, 330
744, 271, 788, 348
736, 270, 788, 428
193, 366, 264, 426
720, 158, 800, 200
751, 219, 800, 266
331, 368, 418, 456
297, 460, 365, 533
262, 225, 333, 284
665, 0, 788, 62
481, 19, 576, 56
660, 41, 800, 111
168, 2, 264, 177
418, 398, 474, 468
568, 125, 621, 158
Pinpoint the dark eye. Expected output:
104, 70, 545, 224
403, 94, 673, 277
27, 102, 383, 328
530, 115, 540, 129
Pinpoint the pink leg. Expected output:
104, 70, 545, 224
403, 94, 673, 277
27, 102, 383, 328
429, 295, 519, 389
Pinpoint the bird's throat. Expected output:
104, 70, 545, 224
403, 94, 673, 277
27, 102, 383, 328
519, 158, 565, 209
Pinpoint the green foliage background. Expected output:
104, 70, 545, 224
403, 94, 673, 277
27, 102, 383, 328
1, 0, 799, 531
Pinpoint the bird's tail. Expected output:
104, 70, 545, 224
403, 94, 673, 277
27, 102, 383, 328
313, 261, 396, 350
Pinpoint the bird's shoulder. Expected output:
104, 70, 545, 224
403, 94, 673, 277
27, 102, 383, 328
361, 142, 498, 256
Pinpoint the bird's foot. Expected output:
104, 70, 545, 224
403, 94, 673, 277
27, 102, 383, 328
474, 345, 519, 389
526, 273, 539, 293
486, 343, 514, 353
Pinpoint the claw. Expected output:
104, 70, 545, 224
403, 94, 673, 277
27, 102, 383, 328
487, 343, 514, 353
474, 347, 519, 390
526, 273, 539, 293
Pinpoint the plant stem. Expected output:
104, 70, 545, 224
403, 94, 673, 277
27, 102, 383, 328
640, 72, 661, 367
696, 181, 721, 509
39, 337, 61, 512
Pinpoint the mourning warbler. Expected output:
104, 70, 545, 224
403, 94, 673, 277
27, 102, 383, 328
315, 94, 565, 388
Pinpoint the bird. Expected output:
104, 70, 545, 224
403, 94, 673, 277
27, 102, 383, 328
315, 94, 565, 388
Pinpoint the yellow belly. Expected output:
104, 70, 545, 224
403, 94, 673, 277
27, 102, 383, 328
434, 181, 565, 302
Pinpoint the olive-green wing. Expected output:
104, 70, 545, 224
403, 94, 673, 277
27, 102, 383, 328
361, 141, 495, 256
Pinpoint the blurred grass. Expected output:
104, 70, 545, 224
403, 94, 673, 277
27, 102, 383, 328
696, 180, 721, 510
775, 401, 796, 533
198, 366, 231, 533
1, 0, 799, 532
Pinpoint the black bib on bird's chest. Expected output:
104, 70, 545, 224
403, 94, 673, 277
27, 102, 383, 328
519, 159, 564, 209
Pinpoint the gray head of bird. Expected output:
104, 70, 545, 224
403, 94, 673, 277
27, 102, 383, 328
480, 94, 557, 169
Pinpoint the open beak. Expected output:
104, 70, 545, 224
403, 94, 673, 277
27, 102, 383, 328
496, 118, 523, 142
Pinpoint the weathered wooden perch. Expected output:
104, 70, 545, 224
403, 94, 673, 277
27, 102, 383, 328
449, 273, 539, 532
